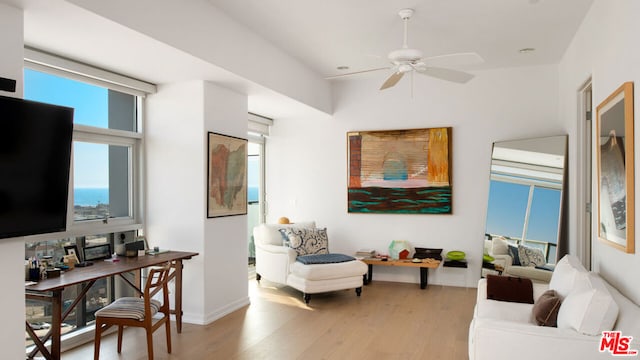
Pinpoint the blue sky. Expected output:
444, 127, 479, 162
24, 69, 110, 188
485, 180, 561, 244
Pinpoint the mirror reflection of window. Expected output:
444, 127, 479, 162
484, 135, 567, 266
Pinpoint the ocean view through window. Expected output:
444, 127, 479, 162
24, 67, 139, 224
23, 52, 148, 354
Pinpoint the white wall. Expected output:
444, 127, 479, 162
202, 82, 250, 323
146, 80, 249, 324
0, 3, 28, 359
265, 65, 562, 287
559, 0, 640, 304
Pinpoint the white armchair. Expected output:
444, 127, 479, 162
253, 222, 367, 304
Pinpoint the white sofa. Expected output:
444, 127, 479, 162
483, 237, 553, 283
469, 255, 640, 360
253, 222, 367, 304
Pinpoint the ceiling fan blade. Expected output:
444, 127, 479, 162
418, 67, 475, 84
423, 52, 484, 68
380, 72, 404, 90
325, 67, 390, 79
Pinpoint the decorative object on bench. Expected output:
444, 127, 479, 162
388, 240, 412, 259
414, 247, 442, 260
253, 222, 367, 304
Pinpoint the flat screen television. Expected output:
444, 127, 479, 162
0, 95, 74, 239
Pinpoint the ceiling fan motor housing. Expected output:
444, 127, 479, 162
388, 48, 423, 63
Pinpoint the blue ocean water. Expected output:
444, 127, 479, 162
74, 188, 108, 206
74, 187, 259, 206
248, 187, 259, 202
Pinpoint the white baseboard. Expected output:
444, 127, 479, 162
182, 296, 251, 325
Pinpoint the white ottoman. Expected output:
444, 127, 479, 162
287, 258, 368, 304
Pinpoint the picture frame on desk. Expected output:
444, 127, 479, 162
64, 244, 80, 263
83, 244, 112, 261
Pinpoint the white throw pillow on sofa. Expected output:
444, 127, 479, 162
491, 237, 509, 256
557, 274, 619, 336
549, 254, 589, 299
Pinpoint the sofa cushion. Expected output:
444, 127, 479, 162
486, 275, 534, 304
532, 289, 561, 327
548, 254, 589, 299
556, 274, 619, 336
518, 245, 546, 267
508, 245, 521, 266
297, 253, 355, 265
290, 259, 367, 281
281, 227, 329, 256
491, 237, 509, 255
253, 222, 316, 246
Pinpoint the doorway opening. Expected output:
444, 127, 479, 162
578, 79, 593, 269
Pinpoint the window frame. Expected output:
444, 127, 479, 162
22, 50, 152, 241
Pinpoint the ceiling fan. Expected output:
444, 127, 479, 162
326, 8, 484, 90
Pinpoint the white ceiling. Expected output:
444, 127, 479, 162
210, 0, 594, 77
6, 0, 595, 117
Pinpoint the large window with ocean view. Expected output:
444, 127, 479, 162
23, 67, 141, 228
23, 50, 152, 352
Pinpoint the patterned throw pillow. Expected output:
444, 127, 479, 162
518, 244, 546, 267
508, 245, 521, 266
280, 227, 329, 256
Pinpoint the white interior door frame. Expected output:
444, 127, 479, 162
576, 78, 593, 269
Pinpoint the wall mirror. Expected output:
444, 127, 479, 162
483, 135, 568, 272
596, 82, 634, 253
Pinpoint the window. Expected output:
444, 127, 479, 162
486, 166, 562, 263
247, 113, 270, 268
24, 68, 141, 227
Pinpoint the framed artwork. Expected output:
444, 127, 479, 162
596, 82, 635, 253
347, 127, 452, 214
207, 132, 248, 218
83, 244, 112, 261
64, 244, 80, 263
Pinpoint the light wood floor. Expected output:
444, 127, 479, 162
63, 279, 477, 360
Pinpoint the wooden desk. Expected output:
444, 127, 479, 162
25, 250, 198, 360
361, 258, 441, 289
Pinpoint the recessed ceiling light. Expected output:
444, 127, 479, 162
519, 48, 536, 54
337, 66, 350, 70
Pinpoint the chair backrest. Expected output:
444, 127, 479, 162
253, 221, 316, 246
143, 263, 172, 315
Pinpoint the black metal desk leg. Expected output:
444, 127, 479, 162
420, 268, 428, 289
366, 264, 373, 284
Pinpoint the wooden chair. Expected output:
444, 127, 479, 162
94, 262, 172, 360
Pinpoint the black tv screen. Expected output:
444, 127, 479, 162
0, 95, 73, 239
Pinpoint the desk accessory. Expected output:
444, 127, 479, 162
83, 244, 112, 261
